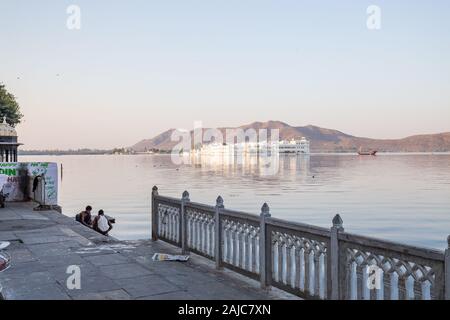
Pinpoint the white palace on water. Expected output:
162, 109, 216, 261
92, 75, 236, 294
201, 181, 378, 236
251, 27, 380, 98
196, 137, 310, 155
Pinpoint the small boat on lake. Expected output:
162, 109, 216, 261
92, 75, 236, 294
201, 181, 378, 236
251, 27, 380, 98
358, 147, 377, 156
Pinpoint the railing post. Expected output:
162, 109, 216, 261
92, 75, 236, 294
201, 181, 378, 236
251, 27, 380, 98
330, 214, 344, 300
215, 196, 224, 269
260, 203, 271, 289
151, 186, 159, 241
445, 236, 450, 300
181, 190, 190, 254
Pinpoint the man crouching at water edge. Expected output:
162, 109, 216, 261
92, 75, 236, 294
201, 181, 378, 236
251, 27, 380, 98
76, 205, 93, 227
93, 210, 113, 236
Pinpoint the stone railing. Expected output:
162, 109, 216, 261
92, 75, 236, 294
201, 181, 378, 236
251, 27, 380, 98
151, 186, 449, 300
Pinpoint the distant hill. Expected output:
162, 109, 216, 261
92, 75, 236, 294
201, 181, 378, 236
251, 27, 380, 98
131, 121, 450, 153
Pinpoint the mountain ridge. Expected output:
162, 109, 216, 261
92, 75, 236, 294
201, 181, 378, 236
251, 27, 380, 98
131, 121, 450, 153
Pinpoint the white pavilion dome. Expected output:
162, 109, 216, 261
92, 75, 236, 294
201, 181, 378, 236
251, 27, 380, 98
0, 117, 17, 137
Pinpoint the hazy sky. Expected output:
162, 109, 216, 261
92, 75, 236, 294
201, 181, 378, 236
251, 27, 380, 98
1, 0, 449, 149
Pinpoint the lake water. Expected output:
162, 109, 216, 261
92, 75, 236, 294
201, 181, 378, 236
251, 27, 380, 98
21, 154, 450, 250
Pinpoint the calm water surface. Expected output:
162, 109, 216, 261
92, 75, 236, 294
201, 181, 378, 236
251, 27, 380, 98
22, 154, 450, 250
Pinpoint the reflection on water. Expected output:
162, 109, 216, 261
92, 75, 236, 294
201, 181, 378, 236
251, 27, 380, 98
21, 154, 450, 249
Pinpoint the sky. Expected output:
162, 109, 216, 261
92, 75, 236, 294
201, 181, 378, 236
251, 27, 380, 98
0, 0, 449, 149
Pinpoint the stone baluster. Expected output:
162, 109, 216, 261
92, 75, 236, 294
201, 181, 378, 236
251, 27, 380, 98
286, 237, 293, 287
445, 235, 450, 300
181, 190, 190, 254
210, 217, 215, 256
222, 223, 227, 263
160, 211, 164, 238
195, 214, 200, 251
383, 269, 393, 300
175, 211, 179, 242
239, 224, 245, 268
259, 202, 271, 289
171, 211, 175, 241
398, 275, 407, 300
232, 224, 238, 266
207, 218, 213, 257
191, 215, 195, 249
170, 210, 178, 241
238, 224, 244, 267
167, 212, 171, 239
199, 216, 204, 254
369, 265, 379, 300
229, 222, 234, 264
413, 277, 422, 300
277, 235, 285, 284
250, 228, 258, 273
229, 222, 235, 264
191, 213, 196, 250
304, 247, 311, 295
300, 247, 307, 291
201, 215, 206, 253
225, 222, 232, 263
322, 248, 328, 298
178, 213, 181, 243
330, 214, 344, 300
206, 218, 210, 255
197, 214, 202, 251
271, 236, 278, 281
243, 226, 250, 270
314, 249, 321, 297
255, 234, 260, 274
222, 222, 229, 264
159, 209, 165, 238
355, 261, 364, 300
215, 196, 224, 269
171, 210, 175, 240
233, 224, 238, 266
194, 214, 200, 251
151, 186, 159, 241
294, 242, 302, 290
187, 213, 192, 248
359, 262, 368, 300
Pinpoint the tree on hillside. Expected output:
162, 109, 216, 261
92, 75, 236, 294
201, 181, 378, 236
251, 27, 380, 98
0, 83, 23, 126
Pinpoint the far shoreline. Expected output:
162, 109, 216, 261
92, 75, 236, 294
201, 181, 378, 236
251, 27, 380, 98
19, 151, 450, 156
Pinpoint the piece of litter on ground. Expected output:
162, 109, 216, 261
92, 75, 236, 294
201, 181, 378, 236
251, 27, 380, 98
0, 242, 10, 250
152, 253, 189, 262
0, 252, 11, 272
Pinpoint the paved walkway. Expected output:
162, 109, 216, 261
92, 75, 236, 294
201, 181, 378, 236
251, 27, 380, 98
0, 202, 298, 300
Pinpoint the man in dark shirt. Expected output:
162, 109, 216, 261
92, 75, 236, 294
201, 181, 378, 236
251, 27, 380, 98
76, 205, 93, 227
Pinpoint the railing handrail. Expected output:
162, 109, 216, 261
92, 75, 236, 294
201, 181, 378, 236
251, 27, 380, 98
151, 186, 450, 300
184, 201, 215, 214
221, 208, 260, 223
153, 194, 182, 204
267, 216, 331, 239
339, 231, 445, 262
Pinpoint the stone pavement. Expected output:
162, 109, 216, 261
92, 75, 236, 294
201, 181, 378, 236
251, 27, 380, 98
0, 202, 299, 300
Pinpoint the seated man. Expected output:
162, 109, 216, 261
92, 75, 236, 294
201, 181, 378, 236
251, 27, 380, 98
92, 209, 113, 236
76, 205, 93, 227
